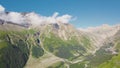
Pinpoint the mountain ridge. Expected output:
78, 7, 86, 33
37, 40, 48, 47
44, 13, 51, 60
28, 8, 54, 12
0, 11, 120, 68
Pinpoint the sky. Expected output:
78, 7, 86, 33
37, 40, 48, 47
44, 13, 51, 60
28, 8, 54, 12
0, 0, 120, 28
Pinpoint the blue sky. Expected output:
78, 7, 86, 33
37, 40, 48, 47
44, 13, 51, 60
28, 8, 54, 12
0, 0, 120, 28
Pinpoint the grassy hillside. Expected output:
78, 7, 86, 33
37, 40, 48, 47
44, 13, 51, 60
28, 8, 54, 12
98, 53, 120, 68
42, 32, 92, 60
0, 23, 119, 68
98, 33, 120, 68
0, 29, 44, 68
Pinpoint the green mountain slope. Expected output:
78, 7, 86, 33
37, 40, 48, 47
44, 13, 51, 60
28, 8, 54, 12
0, 18, 120, 68
98, 30, 120, 68
0, 28, 44, 68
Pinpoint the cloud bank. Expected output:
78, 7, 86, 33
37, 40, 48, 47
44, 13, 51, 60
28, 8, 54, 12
0, 5, 5, 12
0, 5, 72, 26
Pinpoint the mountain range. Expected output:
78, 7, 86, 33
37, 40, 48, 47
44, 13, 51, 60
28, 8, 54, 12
0, 11, 120, 68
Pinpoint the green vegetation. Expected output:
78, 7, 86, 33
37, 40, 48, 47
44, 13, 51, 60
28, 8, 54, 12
42, 33, 87, 60
115, 42, 120, 51
0, 41, 8, 49
81, 36, 91, 48
32, 46, 44, 58
98, 53, 120, 68
48, 61, 66, 68
0, 25, 119, 68
70, 62, 86, 68
0, 41, 29, 68
82, 42, 116, 68
0, 29, 44, 68
98, 36, 120, 68
28, 29, 36, 34
0, 30, 30, 68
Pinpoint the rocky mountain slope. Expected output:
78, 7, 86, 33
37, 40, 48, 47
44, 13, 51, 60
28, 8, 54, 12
77, 24, 120, 68
0, 10, 120, 68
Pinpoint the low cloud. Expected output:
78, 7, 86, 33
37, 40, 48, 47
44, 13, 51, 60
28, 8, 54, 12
0, 5, 72, 26
56, 14, 72, 23
8, 12, 25, 24
0, 5, 5, 12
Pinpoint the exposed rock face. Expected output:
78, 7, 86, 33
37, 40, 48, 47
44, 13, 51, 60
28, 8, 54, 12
79, 24, 120, 48
0, 19, 4, 25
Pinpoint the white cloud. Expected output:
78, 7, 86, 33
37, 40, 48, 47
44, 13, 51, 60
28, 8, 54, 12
0, 12, 25, 24
0, 5, 73, 26
52, 12, 59, 18
25, 12, 72, 25
25, 12, 45, 25
56, 14, 72, 23
46, 12, 58, 24
0, 5, 5, 12
7, 12, 25, 24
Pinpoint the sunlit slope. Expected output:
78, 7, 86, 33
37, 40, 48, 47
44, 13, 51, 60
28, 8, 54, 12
0, 27, 44, 68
